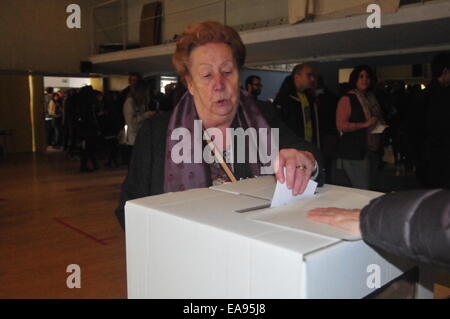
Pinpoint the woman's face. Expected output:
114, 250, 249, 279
356, 70, 371, 92
186, 42, 240, 128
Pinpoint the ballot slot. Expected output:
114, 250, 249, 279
209, 175, 276, 201
234, 203, 271, 213
232, 177, 318, 213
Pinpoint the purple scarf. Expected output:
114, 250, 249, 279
163, 90, 274, 193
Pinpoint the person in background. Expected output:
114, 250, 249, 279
314, 76, 339, 184
167, 80, 187, 112
75, 86, 100, 173
159, 82, 176, 112
422, 52, 450, 189
62, 89, 78, 155
44, 87, 54, 146
245, 75, 277, 116
245, 75, 263, 100
148, 80, 165, 111
122, 82, 156, 165
118, 74, 142, 140
99, 91, 122, 168
245, 75, 280, 122
274, 64, 321, 148
48, 92, 63, 148
119, 73, 142, 108
336, 65, 385, 190
307, 189, 450, 271
117, 74, 143, 165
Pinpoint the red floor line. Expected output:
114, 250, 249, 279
100, 236, 117, 242
53, 217, 108, 246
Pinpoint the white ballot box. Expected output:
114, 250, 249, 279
125, 177, 418, 299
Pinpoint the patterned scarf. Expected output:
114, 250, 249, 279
354, 90, 384, 151
163, 90, 275, 193
354, 90, 384, 122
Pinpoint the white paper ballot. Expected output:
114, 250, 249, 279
370, 122, 389, 134
270, 177, 318, 208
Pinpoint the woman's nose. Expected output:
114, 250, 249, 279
212, 74, 226, 91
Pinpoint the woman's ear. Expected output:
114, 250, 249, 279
185, 75, 195, 96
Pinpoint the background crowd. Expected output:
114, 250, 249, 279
43, 52, 450, 192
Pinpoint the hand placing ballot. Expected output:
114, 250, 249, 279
271, 167, 318, 208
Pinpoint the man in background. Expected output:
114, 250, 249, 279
274, 64, 321, 148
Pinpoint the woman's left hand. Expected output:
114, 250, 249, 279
274, 149, 315, 196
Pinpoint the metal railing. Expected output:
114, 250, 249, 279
90, 0, 291, 54
90, 0, 436, 55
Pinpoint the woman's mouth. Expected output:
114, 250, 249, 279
215, 99, 228, 106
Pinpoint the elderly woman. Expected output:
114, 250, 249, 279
115, 21, 322, 229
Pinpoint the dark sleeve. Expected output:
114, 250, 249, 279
360, 189, 450, 271
114, 119, 154, 230
261, 102, 324, 185
272, 95, 288, 124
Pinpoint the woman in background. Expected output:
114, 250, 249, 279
336, 65, 385, 190
122, 82, 156, 164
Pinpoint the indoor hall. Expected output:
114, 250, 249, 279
1, 0, 449, 301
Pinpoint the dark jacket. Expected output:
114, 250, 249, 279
316, 88, 339, 159
74, 88, 99, 139
424, 81, 450, 189
273, 76, 320, 147
115, 105, 323, 230
337, 94, 368, 160
360, 189, 450, 271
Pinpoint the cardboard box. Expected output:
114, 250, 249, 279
125, 176, 416, 298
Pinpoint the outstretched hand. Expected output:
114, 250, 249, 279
307, 207, 362, 235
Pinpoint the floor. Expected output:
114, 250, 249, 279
0, 151, 127, 298
0, 150, 448, 298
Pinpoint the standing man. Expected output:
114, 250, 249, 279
44, 87, 54, 146
423, 52, 450, 188
119, 73, 142, 108
315, 76, 339, 184
274, 64, 321, 148
245, 75, 278, 121
245, 75, 263, 101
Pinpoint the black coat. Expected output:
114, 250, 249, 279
424, 82, 450, 189
115, 105, 323, 230
360, 189, 450, 271
273, 76, 320, 146
74, 89, 99, 139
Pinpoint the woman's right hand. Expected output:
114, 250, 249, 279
365, 116, 378, 128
